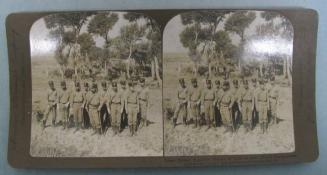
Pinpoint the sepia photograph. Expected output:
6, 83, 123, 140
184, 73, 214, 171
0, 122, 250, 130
163, 10, 295, 156
30, 11, 163, 157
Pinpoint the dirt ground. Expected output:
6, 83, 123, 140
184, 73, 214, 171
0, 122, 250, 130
30, 57, 163, 157
163, 53, 295, 156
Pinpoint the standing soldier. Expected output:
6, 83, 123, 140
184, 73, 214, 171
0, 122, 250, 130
82, 82, 91, 128
255, 79, 270, 133
239, 80, 254, 132
231, 79, 242, 130
120, 80, 128, 129
138, 78, 149, 127
218, 81, 235, 133
58, 81, 71, 129
201, 79, 216, 130
87, 83, 103, 134
251, 78, 259, 127
43, 80, 57, 127
100, 81, 110, 131
173, 78, 188, 127
188, 78, 202, 128
70, 81, 84, 130
214, 80, 224, 127
125, 81, 139, 136
268, 76, 279, 124
108, 82, 124, 135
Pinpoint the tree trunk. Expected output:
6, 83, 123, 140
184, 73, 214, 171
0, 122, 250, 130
151, 60, 156, 80
154, 56, 161, 82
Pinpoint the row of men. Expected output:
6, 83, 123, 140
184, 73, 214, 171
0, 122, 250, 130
42, 78, 149, 136
173, 77, 279, 133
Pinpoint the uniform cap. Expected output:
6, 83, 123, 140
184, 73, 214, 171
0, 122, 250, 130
48, 80, 54, 86
223, 81, 230, 86
60, 81, 66, 86
101, 81, 107, 87
120, 80, 126, 85
139, 78, 145, 83
128, 81, 133, 86
92, 83, 98, 89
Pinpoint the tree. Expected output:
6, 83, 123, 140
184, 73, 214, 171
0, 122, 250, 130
44, 12, 93, 78
179, 11, 230, 76
88, 12, 118, 47
224, 11, 256, 70
118, 23, 146, 78
260, 11, 293, 80
123, 12, 162, 82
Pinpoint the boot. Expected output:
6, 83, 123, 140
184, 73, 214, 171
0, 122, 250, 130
133, 125, 137, 136
129, 126, 133, 136
173, 118, 177, 128
52, 120, 56, 126
42, 120, 47, 128
183, 117, 187, 125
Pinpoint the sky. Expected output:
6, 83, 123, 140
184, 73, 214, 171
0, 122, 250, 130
30, 10, 293, 59
30, 12, 145, 58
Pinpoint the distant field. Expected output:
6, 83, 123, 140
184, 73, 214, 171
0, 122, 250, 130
30, 57, 163, 157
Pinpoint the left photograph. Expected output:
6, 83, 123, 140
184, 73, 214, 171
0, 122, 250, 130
30, 11, 163, 157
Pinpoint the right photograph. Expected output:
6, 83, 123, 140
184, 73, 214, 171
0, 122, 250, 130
163, 10, 295, 156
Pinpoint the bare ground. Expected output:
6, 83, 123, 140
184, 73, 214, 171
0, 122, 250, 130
30, 58, 163, 157
163, 53, 295, 156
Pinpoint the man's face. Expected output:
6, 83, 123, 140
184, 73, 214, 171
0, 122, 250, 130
207, 83, 211, 89
223, 85, 228, 91
61, 84, 66, 90
85, 86, 89, 91
103, 86, 107, 91
140, 82, 145, 88
234, 83, 238, 88
113, 86, 118, 92
180, 82, 185, 88
49, 84, 55, 90
244, 84, 249, 89
91, 87, 97, 93
216, 84, 220, 89
260, 84, 265, 90
121, 84, 126, 90
76, 85, 80, 91
130, 85, 135, 92
253, 82, 257, 88
192, 81, 197, 88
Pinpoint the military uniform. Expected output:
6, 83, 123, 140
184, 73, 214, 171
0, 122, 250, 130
108, 86, 123, 134
188, 82, 202, 126
126, 89, 139, 129
87, 87, 102, 132
43, 87, 57, 126
256, 85, 269, 133
70, 87, 84, 127
58, 86, 71, 127
269, 85, 279, 124
240, 83, 254, 130
219, 82, 234, 129
201, 80, 216, 128
138, 85, 149, 126
173, 85, 188, 125
82, 83, 92, 128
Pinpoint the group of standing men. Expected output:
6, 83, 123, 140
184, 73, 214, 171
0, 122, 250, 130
42, 78, 149, 136
173, 76, 279, 133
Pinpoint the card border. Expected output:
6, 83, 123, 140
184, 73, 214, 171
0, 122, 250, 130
6, 8, 318, 168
